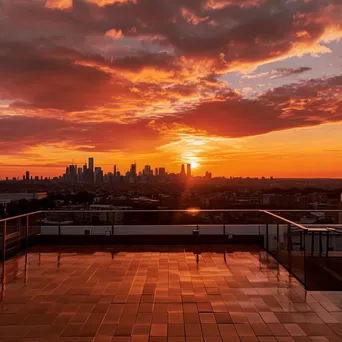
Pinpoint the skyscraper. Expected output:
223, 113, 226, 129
181, 164, 186, 175
159, 167, 166, 176
77, 168, 82, 182
187, 164, 191, 177
25, 171, 30, 181
144, 165, 151, 176
114, 164, 117, 176
130, 163, 137, 177
95, 167, 103, 183
88, 157, 94, 172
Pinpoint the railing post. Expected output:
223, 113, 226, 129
2, 222, 6, 262
311, 231, 314, 257
304, 230, 307, 287
26, 215, 29, 249
326, 231, 329, 257
319, 231, 322, 257
265, 223, 269, 251
287, 223, 291, 269
16, 217, 20, 242
223, 224, 225, 236
112, 212, 115, 236
276, 222, 279, 254
24, 253, 28, 284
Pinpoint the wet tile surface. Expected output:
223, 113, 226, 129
1, 245, 342, 341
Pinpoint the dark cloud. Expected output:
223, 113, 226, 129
0, 116, 161, 153
161, 75, 342, 137
0, 42, 116, 111
271, 67, 312, 78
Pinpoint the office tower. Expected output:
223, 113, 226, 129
88, 157, 94, 172
69, 165, 75, 176
181, 164, 186, 175
77, 168, 82, 182
130, 163, 137, 177
187, 163, 191, 176
95, 167, 103, 183
25, 171, 30, 181
155, 168, 158, 176
159, 167, 166, 176
114, 164, 117, 176
144, 165, 151, 176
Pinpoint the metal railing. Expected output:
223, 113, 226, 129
1, 209, 342, 291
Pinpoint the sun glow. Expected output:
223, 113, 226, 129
190, 161, 199, 169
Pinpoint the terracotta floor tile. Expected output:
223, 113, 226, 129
1, 245, 342, 342
202, 323, 221, 337
251, 323, 273, 336
200, 313, 217, 323
215, 313, 232, 324
167, 338, 186, 342
167, 323, 185, 337
235, 324, 256, 337
132, 324, 150, 335
151, 324, 167, 337
61, 323, 84, 337
284, 324, 307, 337
267, 324, 290, 336
185, 323, 203, 337
218, 324, 238, 338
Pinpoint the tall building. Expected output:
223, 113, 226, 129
95, 167, 103, 183
114, 164, 117, 177
25, 171, 30, 181
180, 164, 186, 175
155, 168, 158, 176
187, 163, 191, 177
159, 167, 166, 176
130, 163, 137, 177
77, 168, 82, 182
88, 157, 94, 172
144, 165, 151, 176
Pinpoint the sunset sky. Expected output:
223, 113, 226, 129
1, 0, 342, 178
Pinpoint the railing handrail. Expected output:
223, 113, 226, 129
0, 211, 43, 224
41, 209, 260, 213
1, 209, 342, 232
261, 210, 335, 231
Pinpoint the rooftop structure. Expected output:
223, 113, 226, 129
1, 209, 342, 340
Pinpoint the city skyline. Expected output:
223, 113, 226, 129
1, 0, 342, 178
0, 157, 215, 182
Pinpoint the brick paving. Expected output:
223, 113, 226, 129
1, 245, 342, 342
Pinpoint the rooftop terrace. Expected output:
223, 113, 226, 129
1, 209, 342, 341
2, 244, 342, 342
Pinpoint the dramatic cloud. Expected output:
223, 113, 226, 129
1, 0, 342, 175
0, 116, 161, 154
160, 75, 342, 137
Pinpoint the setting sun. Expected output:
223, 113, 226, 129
190, 161, 199, 169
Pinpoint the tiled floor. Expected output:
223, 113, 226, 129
1, 245, 342, 342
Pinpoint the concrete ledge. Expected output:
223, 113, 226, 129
37, 234, 264, 246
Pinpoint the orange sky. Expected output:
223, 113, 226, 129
1, 0, 342, 178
